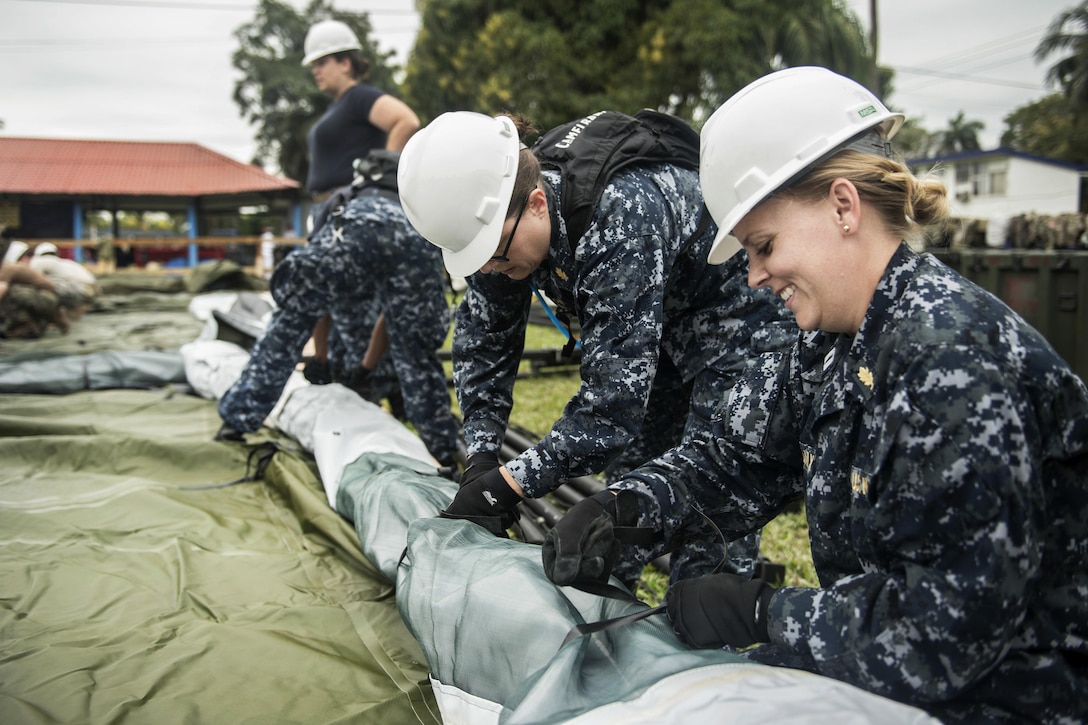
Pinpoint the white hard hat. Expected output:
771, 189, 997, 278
3, 240, 28, 265
302, 19, 361, 66
701, 66, 904, 264
34, 242, 59, 257
398, 112, 521, 278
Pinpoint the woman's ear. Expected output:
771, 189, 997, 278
829, 178, 860, 233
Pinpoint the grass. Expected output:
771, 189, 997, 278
442, 295, 818, 604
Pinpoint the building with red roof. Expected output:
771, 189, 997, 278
0, 137, 302, 266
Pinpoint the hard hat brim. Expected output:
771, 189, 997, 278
708, 227, 743, 265
439, 194, 512, 278
302, 44, 360, 66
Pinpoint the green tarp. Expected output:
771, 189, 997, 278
0, 390, 438, 724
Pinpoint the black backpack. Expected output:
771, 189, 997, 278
310, 149, 402, 242
531, 109, 709, 248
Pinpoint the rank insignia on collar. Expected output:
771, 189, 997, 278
555, 266, 568, 281
858, 366, 874, 390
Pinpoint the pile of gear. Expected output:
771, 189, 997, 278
0, 239, 100, 339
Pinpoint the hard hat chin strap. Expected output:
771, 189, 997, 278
841, 129, 895, 159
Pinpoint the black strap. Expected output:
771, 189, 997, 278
683, 204, 713, 257
178, 442, 278, 491
560, 602, 668, 648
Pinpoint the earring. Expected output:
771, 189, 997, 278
842, 224, 850, 233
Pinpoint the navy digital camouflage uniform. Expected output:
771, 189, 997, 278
219, 188, 460, 465
617, 243, 1088, 722
454, 165, 797, 580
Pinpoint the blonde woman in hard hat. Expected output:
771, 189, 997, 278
557, 67, 1087, 722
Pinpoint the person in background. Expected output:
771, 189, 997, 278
552, 66, 1087, 723
217, 151, 462, 474
398, 111, 797, 584
302, 18, 419, 205
300, 18, 422, 407
30, 242, 100, 319
0, 239, 67, 338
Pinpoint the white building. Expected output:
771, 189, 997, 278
910, 148, 1088, 245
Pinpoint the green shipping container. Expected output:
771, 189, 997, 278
931, 249, 1088, 384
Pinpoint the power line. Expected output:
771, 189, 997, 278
893, 66, 1045, 92
5, 0, 416, 14
903, 26, 1047, 72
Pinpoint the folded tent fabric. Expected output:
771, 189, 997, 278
382, 504, 939, 725
0, 349, 187, 393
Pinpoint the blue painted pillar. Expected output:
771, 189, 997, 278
188, 204, 198, 267
72, 201, 84, 263
293, 203, 304, 237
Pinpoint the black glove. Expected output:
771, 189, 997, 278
439, 467, 521, 537
214, 423, 246, 442
666, 572, 775, 649
302, 358, 333, 385
460, 451, 500, 488
542, 489, 640, 585
436, 456, 461, 483
339, 365, 376, 400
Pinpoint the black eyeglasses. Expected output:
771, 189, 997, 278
489, 198, 528, 263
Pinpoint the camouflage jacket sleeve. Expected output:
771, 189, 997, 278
503, 169, 690, 497
453, 271, 531, 455
613, 337, 815, 544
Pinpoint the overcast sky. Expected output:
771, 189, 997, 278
0, 0, 1075, 171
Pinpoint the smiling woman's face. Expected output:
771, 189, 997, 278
734, 193, 870, 335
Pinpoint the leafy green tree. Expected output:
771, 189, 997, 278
892, 117, 938, 160
231, 0, 401, 185
1034, 1, 1088, 163
1036, 1, 1088, 107
401, 0, 875, 131
1001, 93, 1088, 162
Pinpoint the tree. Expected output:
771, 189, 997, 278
934, 111, 984, 155
1035, 1, 1088, 163
1036, 1, 1088, 107
1001, 93, 1088, 162
401, 0, 876, 131
892, 117, 938, 160
231, 0, 400, 184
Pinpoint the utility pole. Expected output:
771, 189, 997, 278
869, 0, 880, 93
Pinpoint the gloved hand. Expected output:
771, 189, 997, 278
214, 423, 246, 442
436, 456, 461, 483
460, 451, 500, 488
339, 365, 375, 400
542, 489, 640, 585
302, 358, 333, 385
666, 572, 775, 649
439, 467, 521, 537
